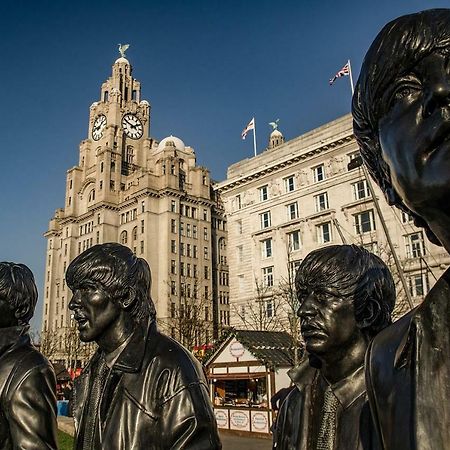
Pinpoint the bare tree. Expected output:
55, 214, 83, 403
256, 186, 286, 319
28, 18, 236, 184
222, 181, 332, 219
232, 277, 284, 332
160, 277, 214, 351
276, 253, 303, 366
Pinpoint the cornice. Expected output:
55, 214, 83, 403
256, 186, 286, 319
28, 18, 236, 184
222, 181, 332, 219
215, 133, 354, 194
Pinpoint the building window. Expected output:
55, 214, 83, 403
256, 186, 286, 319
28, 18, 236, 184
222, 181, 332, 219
284, 176, 295, 192
187, 243, 191, 257
171, 219, 177, 233
354, 210, 376, 235
204, 246, 209, 259
401, 211, 414, 223
203, 227, 209, 240
171, 281, 176, 295
314, 192, 329, 212
260, 211, 271, 229
259, 185, 269, 202
317, 222, 332, 244
180, 243, 185, 256
347, 151, 361, 170
171, 240, 177, 253
186, 223, 191, 237
235, 195, 242, 210
193, 225, 198, 238
352, 179, 370, 201
237, 220, 243, 234
261, 238, 273, 258
203, 209, 208, 221
312, 164, 325, 182
266, 300, 274, 318
405, 232, 425, 258
288, 230, 301, 251
132, 226, 138, 241
171, 200, 176, 212
262, 266, 274, 287
286, 202, 299, 220
140, 241, 144, 254
409, 273, 429, 298
193, 245, 198, 258
237, 245, 244, 262
120, 230, 128, 244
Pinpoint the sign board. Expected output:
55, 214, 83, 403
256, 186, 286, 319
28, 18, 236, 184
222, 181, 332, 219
251, 411, 269, 433
214, 409, 229, 429
229, 409, 250, 431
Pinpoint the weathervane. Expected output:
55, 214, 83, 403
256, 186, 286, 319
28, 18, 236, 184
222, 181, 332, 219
118, 43, 130, 58
269, 119, 280, 130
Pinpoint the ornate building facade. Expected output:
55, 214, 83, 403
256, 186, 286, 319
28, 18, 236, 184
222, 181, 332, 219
43, 53, 229, 366
216, 114, 450, 329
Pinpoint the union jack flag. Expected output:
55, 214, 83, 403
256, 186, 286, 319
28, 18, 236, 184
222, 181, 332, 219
329, 62, 350, 85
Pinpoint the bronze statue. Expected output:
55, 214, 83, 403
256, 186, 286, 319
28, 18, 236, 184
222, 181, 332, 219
66, 243, 221, 449
273, 245, 395, 450
353, 9, 450, 449
0, 262, 58, 450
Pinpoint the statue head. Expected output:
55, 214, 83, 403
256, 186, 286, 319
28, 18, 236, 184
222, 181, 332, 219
353, 9, 450, 248
296, 245, 395, 361
67, 243, 156, 343
0, 262, 38, 328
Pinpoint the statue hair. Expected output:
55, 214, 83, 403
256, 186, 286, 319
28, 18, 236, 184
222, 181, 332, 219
295, 245, 395, 339
0, 262, 38, 326
352, 8, 450, 246
66, 243, 156, 323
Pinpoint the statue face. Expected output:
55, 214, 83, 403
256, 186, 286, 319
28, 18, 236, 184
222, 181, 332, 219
0, 296, 17, 328
69, 282, 121, 343
298, 288, 359, 357
379, 50, 450, 218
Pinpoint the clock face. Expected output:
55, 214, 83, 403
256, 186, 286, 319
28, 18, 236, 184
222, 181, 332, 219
92, 114, 107, 141
122, 113, 143, 139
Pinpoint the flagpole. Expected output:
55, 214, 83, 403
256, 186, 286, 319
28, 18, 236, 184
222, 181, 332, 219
252, 118, 257, 157
348, 59, 355, 95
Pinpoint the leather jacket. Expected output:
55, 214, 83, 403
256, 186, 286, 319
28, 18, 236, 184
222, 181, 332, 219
0, 326, 58, 450
365, 268, 450, 450
73, 320, 222, 449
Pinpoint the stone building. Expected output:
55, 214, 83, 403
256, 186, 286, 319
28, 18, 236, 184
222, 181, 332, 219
215, 114, 450, 329
43, 53, 229, 366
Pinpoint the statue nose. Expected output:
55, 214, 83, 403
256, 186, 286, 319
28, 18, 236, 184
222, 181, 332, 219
423, 80, 450, 117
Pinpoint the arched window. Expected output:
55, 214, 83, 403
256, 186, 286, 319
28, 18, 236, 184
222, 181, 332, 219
132, 226, 138, 241
88, 189, 96, 202
120, 230, 128, 244
126, 146, 134, 164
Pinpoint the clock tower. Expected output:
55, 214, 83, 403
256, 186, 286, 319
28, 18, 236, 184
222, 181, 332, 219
42, 49, 229, 368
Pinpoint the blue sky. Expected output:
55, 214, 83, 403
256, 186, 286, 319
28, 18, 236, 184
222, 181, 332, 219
1, 0, 448, 330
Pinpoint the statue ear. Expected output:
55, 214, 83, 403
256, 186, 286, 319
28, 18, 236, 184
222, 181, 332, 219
119, 288, 136, 310
358, 296, 382, 331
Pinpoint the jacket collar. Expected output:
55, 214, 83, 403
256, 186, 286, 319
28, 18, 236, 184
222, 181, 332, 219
289, 357, 365, 410
326, 364, 365, 409
394, 267, 450, 368
0, 325, 30, 356
110, 318, 155, 373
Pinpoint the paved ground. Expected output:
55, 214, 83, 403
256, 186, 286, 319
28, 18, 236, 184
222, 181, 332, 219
58, 417, 273, 449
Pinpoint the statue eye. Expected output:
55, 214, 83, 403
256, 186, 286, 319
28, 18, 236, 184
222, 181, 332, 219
388, 78, 422, 107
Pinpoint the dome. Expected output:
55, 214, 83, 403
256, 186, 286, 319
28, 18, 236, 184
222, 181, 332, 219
140, 100, 149, 106
270, 129, 283, 137
157, 135, 186, 152
114, 56, 129, 65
